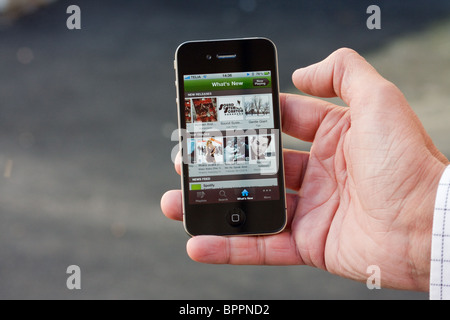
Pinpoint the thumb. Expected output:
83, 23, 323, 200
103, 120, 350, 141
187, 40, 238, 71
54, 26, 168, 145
292, 48, 449, 164
292, 48, 405, 112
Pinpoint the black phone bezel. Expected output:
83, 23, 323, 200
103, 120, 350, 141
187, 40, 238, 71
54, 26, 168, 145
175, 38, 287, 236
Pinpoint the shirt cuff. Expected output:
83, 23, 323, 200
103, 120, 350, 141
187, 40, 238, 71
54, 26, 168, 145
430, 164, 450, 300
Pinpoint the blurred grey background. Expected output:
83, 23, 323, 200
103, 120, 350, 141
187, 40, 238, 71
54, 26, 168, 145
1, 0, 449, 299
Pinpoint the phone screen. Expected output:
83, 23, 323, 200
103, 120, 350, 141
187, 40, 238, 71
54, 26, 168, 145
182, 70, 280, 205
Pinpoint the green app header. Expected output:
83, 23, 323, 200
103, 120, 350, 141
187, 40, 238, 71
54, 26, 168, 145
183, 71, 271, 93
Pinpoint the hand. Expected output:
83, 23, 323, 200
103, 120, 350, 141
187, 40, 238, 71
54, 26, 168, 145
161, 48, 449, 291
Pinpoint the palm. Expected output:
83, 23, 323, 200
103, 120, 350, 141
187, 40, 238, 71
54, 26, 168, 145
290, 93, 437, 289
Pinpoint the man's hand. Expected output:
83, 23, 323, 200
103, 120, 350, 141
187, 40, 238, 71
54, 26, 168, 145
161, 48, 449, 291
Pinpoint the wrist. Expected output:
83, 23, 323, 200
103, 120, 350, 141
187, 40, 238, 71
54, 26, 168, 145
407, 159, 448, 291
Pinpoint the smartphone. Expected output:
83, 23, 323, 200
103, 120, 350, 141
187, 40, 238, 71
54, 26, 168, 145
174, 38, 287, 236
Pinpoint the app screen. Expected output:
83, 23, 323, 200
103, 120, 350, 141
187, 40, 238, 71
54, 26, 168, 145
183, 71, 280, 204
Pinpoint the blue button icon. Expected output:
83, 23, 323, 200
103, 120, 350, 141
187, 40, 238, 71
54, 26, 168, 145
241, 189, 249, 197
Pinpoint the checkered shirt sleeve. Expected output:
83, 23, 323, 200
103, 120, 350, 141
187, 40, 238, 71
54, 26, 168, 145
430, 165, 450, 299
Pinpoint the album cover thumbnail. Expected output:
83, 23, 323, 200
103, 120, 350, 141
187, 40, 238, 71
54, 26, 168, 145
217, 96, 244, 121
244, 95, 271, 118
192, 98, 218, 123
195, 137, 223, 164
224, 136, 249, 163
184, 99, 192, 123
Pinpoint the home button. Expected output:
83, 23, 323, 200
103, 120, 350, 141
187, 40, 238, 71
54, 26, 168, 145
227, 208, 246, 227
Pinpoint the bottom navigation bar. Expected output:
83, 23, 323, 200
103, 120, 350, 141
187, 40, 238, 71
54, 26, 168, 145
189, 186, 279, 204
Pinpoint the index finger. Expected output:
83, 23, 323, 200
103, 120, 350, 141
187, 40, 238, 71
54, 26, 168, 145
280, 92, 343, 142
174, 150, 181, 175
186, 229, 304, 265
